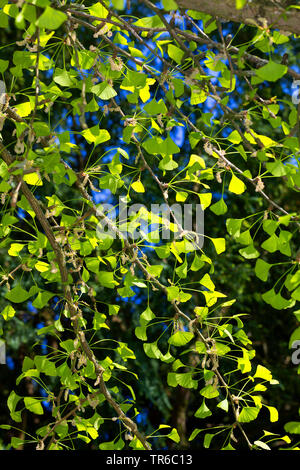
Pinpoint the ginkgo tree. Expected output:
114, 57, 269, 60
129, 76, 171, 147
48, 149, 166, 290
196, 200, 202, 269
0, 0, 299, 451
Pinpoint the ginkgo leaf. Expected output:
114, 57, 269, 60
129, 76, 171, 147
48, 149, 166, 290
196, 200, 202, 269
24, 397, 43, 415
5, 286, 32, 303
91, 82, 117, 100
23, 172, 43, 186
1, 305, 16, 320
255, 259, 272, 281
36, 7, 67, 30
168, 44, 184, 64
211, 237, 226, 254
131, 180, 145, 193
81, 126, 110, 145
194, 400, 212, 418
238, 407, 260, 423
228, 174, 246, 194
256, 61, 287, 82
8, 243, 25, 257
168, 331, 194, 347
254, 365, 272, 381
265, 405, 278, 423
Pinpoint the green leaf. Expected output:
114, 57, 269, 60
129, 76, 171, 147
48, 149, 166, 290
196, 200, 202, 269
140, 306, 155, 325
236, 0, 246, 9
0, 59, 9, 73
238, 407, 260, 422
93, 312, 109, 330
209, 198, 227, 215
135, 325, 147, 340
11, 437, 24, 450
194, 307, 209, 321
82, 126, 111, 146
53, 68, 76, 87
195, 399, 212, 418
98, 271, 118, 288
99, 440, 118, 450
256, 61, 287, 82
1, 305, 16, 320
91, 82, 117, 100
204, 433, 214, 449
266, 160, 287, 177
147, 265, 163, 278
159, 155, 178, 171
288, 326, 300, 348
112, 0, 124, 9
32, 291, 54, 309
163, 427, 178, 443
34, 356, 56, 376
0, 11, 9, 28
168, 44, 184, 64
239, 244, 260, 259
108, 304, 120, 315
24, 397, 44, 415
7, 391, 22, 422
222, 443, 236, 450
200, 384, 219, 399
5, 285, 32, 303
16, 369, 40, 385
255, 259, 272, 281
263, 219, 278, 235
55, 422, 69, 439
226, 218, 243, 238
261, 234, 278, 253
278, 230, 292, 256
88, 2, 109, 19
217, 399, 229, 412
143, 342, 162, 359
284, 421, 300, 434
36, 6, 67, 30
22, 357, 34, 372
175, 372, 198, 388
23, 172, 43, 187
168, 331, 194, 347
175, 259, 187, 279
144, 98, 168, 115
162, 0, 178, 10
60, 339, 76, 354
189, 428, 201, 441
292, 286, 300, 301
262, 288, 294, 310
228, 130, 242, 144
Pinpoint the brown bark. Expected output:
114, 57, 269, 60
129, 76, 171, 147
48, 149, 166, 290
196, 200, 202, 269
177, 0, 300, 36
172, 386, 191, 448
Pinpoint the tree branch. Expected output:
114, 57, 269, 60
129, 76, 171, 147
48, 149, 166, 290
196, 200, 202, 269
177, 0, 300, 36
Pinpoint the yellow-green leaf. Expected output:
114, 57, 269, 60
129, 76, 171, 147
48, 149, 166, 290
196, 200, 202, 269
131, 180, 145, 193
8, 243, 25, 257
23, 172, 43, 186
228, 174, 246, 194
